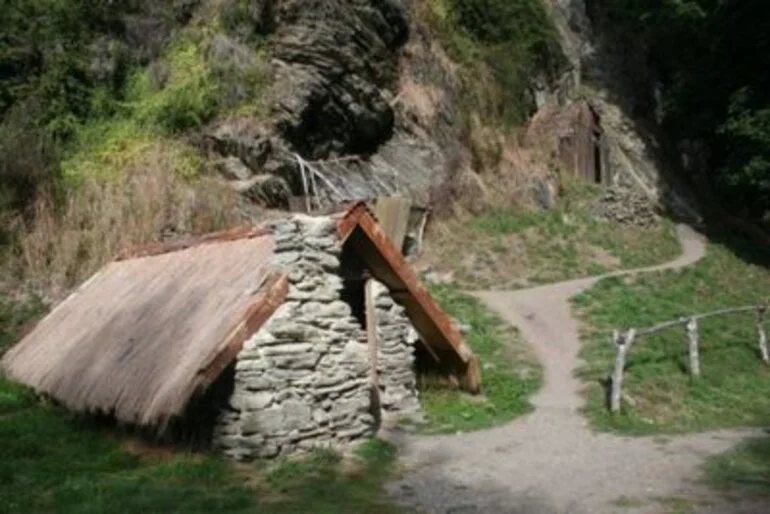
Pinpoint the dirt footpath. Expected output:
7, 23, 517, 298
385, 225, 763, 514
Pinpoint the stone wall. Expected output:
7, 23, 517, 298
213, 215, 376, 460
371, 280, 420, 418
593, 185, 660, 227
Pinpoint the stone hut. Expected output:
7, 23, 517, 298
1, 203, 479, 460
526, 100, 611, 186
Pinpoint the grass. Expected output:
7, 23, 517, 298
704, 436, 770, 497
654, 496, 697, 514
0, 298, 399, 513
419, 284, 542, 433
573, 240, 770, 434
61, 119, 205, 182
0, 279, 399, 514
421, 181, 681, 290
8, 162, 244, 297
0, 298, 47, 355
0, 397, 399, 514
611, 495, 646, 509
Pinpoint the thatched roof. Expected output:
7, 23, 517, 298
1, 227, 287, 427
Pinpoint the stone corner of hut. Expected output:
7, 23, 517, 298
213, 212, 421, 461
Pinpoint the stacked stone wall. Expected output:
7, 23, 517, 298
214, 215, 375, 460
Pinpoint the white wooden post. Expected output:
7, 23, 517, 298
611, 329, 635, 413
686, 317, 701, 377
364, 279, 379, 389
758, 306, 769, 364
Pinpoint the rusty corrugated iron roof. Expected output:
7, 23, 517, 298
336, 203, 481, 392
2, 232, 287, 427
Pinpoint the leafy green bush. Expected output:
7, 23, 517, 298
418, 0, 563, 127
127, 36, 220, 134
589, 0, 770, 224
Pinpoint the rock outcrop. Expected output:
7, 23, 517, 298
536, 0, 700, 221
200, 0, 454, 208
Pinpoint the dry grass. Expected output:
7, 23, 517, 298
420, 180, 681, 290
4, 145, 249, 301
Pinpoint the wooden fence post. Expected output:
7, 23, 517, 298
686, 317, 701, 377
611, 329, 635, 413
758, 305, 769, 364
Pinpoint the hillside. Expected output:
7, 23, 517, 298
3, 1, 770, 512
0, 0, 576, 297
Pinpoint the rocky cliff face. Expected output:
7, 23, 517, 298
538, 0, 700, 221
201, 0, 463, 209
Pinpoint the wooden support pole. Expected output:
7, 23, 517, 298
686, 317, 701, 377
611, 329, 635, 413
364, 278, 379, 389
758, 306, 769, 364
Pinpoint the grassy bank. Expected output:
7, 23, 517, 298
0, 301, 398, 514
0, 380, 399, 514
421, 183, 680, 290
573, 241, 770, 434
419, 284, 541, 433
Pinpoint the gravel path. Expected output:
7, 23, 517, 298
386, 225, 763, 514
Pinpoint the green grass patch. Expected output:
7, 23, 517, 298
654, 496, 697, 514
611, 495, 646, 509
420, 284, 542, 433
61, 119, 205, 182
423, 182, 680, 290
573, 242, 770, 434
704, 436, 770, 497
126, 35, 220, 134
0, 300, 398, 513
0, 384, 399, 513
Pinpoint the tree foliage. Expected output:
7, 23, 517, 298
592, 0, 770, 221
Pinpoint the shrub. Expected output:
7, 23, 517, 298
60, 119, 203, 183
10, 148, 244, 297
418, 0, 563, 127
127, 35, 220, 134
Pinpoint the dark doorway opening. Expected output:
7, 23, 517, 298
593, 132, 603, 184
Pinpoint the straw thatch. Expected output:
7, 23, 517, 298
2, 231, 278, 427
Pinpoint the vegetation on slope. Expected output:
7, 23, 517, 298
415, 0, 564, 128
588, 1, 770, 225
573, 240, 770, 434
421, 181, 680, 290
0, 1, 271, 295
420, 284, 541, 433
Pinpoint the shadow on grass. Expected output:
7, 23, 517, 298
0, 380, 401, 514
704, 434, 770, 502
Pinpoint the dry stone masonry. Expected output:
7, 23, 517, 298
213, 214, 421, 460
594, 185, 660, 227
371, 280, 420, 418
214, 215, 375, 460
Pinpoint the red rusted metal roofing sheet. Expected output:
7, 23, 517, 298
336, 203, 481, 393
